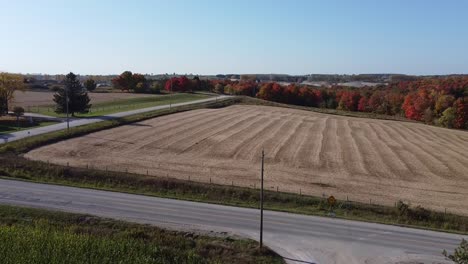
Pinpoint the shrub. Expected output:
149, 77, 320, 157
443, 239, 468, 264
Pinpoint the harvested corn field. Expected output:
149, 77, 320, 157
25, 105, 468, 215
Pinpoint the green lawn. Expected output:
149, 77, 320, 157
0, 205, 283, 264
32, 93, 211, 117
0, 120, 58, 134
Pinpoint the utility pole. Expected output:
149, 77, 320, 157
65, 85, 69, 132
260, 149, 264, 249
170, 73, 174, 110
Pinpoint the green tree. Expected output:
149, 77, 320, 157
84, 79, 97, 91
0, 73, 25, 116
438, 107, 456, 128
53, 72, 91, 116
435, 94, 455, 116
443, 239, 468, 264
133, 82, 145, 93
149, 82, 162, 94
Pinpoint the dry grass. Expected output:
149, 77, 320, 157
25, 105, 468, 215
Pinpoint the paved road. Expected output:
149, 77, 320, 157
0, 179, 464, 264
0, 95, 227, 144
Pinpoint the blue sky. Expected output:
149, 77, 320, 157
1, 0, 468, 75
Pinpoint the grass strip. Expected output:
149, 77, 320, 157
237, 96, 416, 123
0, 120, 58, 134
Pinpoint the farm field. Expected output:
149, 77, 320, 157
25, 105, 468, 215
12, 90, 160, 109
12, 91, 210, 117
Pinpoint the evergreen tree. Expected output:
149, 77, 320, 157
54, 72, 91, 116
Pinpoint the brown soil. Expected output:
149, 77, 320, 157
25, 105, 468, 215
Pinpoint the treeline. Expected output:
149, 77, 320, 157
212, 77, 468, 129
110, 71, 468, 129
112, 72, 213, 94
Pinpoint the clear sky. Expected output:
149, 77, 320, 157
1, 0, 468, 75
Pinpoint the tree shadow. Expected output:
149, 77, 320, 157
0, 133, 15, 143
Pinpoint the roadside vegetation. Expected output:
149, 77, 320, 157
0, 205, 282, 264
1, 153, 467, 234
443, 239, 468, 264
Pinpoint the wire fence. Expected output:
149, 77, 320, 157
46, 159, 455, 215
26, 104, 150, 115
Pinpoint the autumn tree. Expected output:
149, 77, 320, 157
112, 71, 147, 92
165, 76, 191, 92
435, 94, 455, 116
402, 93, 417, 120
453, 97, 468, 129
358, 97, 369, 112
0, 73, 25, 115
337, 91, 361, 111
53, 72, 91, 116
368, 91, 386, 113
214, 83, 224, 94
84, 79, 97, 91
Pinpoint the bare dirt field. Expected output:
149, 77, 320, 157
12, 91, 159, 108
25, 105, 468, 215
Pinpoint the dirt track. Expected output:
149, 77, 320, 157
12, 91, 159, 108
25, 105, 468, 215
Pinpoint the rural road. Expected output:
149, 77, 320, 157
0, 95, 228, 144
0, 179, 464, 264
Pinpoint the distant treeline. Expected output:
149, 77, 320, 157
14, 72, 468, 129
109, 71, 468, 129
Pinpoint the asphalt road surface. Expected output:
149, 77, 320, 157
0, 95, 227, 144
0, 179, 465, 263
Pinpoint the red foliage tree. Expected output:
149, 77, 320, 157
338, 91, 361, 111
165, 76, 191, 92
358, 97, 369, 112
402, 93, 418, 120
454, 97, 468, 129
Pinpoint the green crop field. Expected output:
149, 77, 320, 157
0, 205, 283, 264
